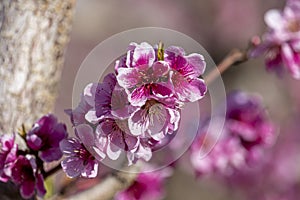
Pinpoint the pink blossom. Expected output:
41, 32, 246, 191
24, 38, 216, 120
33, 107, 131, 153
95, 118, 140, 161
126, 139, 152, 166
65, 83, 96, 126
60, 124, 105, 178
251, 0, 300, 79
128, 99, 180, 140
0, 134, 17, 182
191, 136, 246, 176
94, 73, 117, 119
26, 114, 68, 162
117, 42, 207, 106
85, 74, 137, 123
60, 138, 99, 178
117, 56, 173, 106
95, 74, 137, 120
165, 46, 207, 102
190, 91, 275, 176
115, 167, 172, 200
11, 155, 46, 199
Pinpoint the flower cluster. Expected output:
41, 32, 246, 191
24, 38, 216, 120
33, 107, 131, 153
0, 114, 67, 199
63, 42, 207, 177
190, 91, 275, 176
250, 0, 300, 79
115, 166, 173, 200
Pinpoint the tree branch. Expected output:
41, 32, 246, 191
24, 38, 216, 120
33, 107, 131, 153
44, 164, 62, 179
204, 49, 248, 85
53, 164, 141, 200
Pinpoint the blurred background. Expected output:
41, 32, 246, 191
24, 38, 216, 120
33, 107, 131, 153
54, 0, 299, 199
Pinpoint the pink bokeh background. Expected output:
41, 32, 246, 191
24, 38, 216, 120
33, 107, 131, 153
53, 1, 298, 199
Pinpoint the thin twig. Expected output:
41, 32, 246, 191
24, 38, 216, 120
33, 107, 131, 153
52, 163, 141, 200
44, 164, 62, 179
204, 49, 248, 85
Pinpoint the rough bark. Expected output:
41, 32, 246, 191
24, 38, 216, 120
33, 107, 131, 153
0, 0, 76, 133
0, 0, 76, 199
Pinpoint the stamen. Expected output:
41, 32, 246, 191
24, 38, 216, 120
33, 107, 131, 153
157, 41, 164, 61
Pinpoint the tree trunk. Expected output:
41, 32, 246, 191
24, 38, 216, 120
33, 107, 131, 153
0, 0, 76, 199
0, 0, 76, 133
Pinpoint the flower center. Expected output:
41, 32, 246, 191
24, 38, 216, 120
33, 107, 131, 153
139, 68, 157, 84
266, 46, 280, 60
111, 88, 129, 110
148, 104, 166, 125
74, 145, 94, 165
157, 41, 164, 61
114, 119, 129, 133
140, 99, 167, 128
141, 99, 158, 110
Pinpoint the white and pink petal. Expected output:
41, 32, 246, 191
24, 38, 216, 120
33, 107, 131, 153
132, 42, 155, 67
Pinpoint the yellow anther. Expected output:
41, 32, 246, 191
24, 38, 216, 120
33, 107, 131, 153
157, 41, 164, 61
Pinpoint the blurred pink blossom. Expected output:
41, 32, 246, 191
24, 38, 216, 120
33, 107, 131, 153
190, 91, 276, 176
115, 166, 172, 200
251, 0, 300, 79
